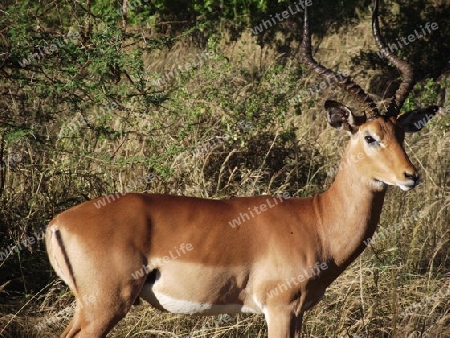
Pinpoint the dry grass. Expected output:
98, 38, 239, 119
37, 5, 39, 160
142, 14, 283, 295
0, 11, 449, 338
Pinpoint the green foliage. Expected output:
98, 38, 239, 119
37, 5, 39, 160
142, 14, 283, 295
402, 78, 440, 112
0, 0, 448, 337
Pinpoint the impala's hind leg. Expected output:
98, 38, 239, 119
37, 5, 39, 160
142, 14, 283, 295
61, 311, 81, 337
60, 258, 147, 338
60, 280, 144, 338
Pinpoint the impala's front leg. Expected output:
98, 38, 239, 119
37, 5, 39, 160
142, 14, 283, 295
264, 289, 304, 338
265, 307, 303, 338
294, 312, 303, 338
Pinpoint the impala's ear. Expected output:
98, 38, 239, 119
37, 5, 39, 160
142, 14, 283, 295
325, 100, 360, 134
397, 106, 440, 133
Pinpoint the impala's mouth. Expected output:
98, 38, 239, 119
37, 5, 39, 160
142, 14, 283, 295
373, 178, 419, 191
399, 183, 417, 191
398, 178, 420, 191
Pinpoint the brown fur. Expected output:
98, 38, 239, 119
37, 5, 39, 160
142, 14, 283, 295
45, 109, 434, 337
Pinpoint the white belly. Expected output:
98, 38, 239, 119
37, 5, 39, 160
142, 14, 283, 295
138, 262, 261, 315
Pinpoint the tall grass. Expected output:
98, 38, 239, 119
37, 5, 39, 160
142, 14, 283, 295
0, 11, 449, 338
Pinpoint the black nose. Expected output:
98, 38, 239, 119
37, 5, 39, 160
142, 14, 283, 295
405, 172, 419, 184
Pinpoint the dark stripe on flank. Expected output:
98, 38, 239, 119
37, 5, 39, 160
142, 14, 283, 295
55, 229, 78, 292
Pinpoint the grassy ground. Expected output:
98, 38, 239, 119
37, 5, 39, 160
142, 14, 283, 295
0, 6, 449, 338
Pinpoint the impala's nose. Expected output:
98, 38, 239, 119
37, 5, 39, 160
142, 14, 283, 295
404, 171, 420, 186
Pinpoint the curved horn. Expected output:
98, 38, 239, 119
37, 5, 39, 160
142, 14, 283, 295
300, 4, 380, 119
372, 0, 415, 116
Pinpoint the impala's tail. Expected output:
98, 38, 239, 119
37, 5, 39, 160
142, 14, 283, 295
45, 221, 78, 293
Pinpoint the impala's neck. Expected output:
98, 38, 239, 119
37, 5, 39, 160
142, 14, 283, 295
317, 146, 387, 269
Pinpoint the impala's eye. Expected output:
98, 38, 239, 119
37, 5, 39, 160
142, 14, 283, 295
364, 135, 377, 144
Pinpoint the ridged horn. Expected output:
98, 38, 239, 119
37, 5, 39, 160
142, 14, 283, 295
372, 0, 415, 116
300, 3, 380, 119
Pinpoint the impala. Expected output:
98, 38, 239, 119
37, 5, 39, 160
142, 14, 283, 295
45, 1, 439, 337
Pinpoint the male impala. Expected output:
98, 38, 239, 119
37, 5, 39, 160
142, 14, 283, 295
45, 1, 439, 337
